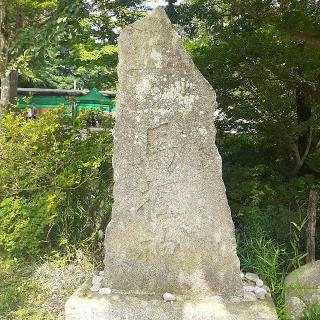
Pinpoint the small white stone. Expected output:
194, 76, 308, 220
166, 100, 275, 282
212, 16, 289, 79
99, 271, 105, 276
245, 272, 260, 282
255, 287, 267, 300
243, 285, 255, 292
98, 230, 104, 240
90, 285, 100, 292
99, 287, 111, 295
291, 296, 304, 307
262, 285, 270, 292
243, 291, 257, 302
240, 272, 245, 278
92, 275, 103, 286
163, 292, 176, 302
256, 279, 264, 287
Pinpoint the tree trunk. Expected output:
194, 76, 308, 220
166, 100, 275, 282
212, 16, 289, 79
0, 4, 21, 112
0, 0, 6, 73
1, 70, 18, 104
306, 189, 318, 263
293, 84, 312, 174
0, 0, 8, 115
296, 85, 312, 156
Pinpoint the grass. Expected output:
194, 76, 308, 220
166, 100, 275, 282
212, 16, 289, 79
0, 251, 95, 320
301, 303, 320, 320
237, 233, 301, 319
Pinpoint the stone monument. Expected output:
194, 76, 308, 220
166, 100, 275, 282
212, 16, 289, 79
66, 7, 277, 320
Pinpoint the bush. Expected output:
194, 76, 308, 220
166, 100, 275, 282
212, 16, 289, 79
218, 133, 319, 258
0, 109, 114, 259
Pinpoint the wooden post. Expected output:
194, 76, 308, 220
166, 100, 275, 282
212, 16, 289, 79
306, 189, 318, 263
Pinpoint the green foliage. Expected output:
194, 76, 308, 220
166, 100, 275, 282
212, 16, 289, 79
237, 233, 309, 319
301, 303, 320, 320
289, 219, 308, 269
18, 0, 146, 90
0, 197, 56, 257
219, 132, 317, 319
0, 109, 114, 259
218, 133, 319, 254
238, 235, 287, 309
181, 0, 320, 175
1, 1, 146, 91
0, 259, 53, 320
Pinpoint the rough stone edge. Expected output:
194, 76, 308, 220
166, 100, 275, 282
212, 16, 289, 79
285, 261, 320, 288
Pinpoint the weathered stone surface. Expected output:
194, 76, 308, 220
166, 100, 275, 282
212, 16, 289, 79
103, 6, 242, 298
65, 282, 278, 320
285, 260, 320, 319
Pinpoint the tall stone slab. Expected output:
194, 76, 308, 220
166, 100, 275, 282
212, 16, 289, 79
65, 8, 277, 320
103, 7, 242, 298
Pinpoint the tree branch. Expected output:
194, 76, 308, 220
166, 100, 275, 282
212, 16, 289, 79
301, 128, 313, 165
286, 32, 320, 51
316, 139, 320, 156
0, 0, 8, 75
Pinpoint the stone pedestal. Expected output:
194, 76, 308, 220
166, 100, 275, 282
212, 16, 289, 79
66, 282, 277, 320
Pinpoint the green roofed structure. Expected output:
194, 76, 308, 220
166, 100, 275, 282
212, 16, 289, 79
19, 95, 71, 109
74, 88, 113, 112
18, 88, 116, 114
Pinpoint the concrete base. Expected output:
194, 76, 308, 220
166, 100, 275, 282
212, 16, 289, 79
65, 283, 277, 320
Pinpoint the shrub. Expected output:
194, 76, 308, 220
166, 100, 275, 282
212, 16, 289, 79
0, 109, 114, 259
